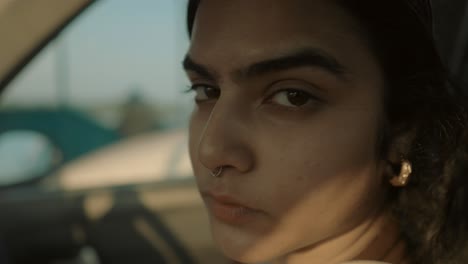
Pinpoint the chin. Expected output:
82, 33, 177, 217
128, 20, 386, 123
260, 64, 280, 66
220, 248, 274, 264
210, 221, 284, 264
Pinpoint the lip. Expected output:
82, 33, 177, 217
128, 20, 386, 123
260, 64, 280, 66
202, 191, 261, 225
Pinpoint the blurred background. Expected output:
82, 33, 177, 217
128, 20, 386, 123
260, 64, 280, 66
0, 1, 229, 264
0, 0, 468, 264
0, 0, 194, 191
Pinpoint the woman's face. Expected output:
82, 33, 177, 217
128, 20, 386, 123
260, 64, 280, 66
186, 0, 388, 262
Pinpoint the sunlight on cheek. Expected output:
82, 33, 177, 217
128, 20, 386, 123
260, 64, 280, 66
238, 165, 381, 261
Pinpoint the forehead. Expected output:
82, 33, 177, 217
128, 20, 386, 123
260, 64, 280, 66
188, 0, 376, 76
193, 0, 357, 32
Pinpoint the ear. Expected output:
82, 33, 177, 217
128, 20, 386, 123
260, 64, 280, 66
387, 132, 414, 162
382, 127, 416, 177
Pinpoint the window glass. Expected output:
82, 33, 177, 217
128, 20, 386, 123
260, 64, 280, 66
0, 0, 193, 190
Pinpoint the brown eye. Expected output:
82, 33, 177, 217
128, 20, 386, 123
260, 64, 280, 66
270, 89, 316, 107
191, 85, 220, 102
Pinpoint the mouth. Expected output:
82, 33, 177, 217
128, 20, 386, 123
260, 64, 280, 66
202, 191, 262, 225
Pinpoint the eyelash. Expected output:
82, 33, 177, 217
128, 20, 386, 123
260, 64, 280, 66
266, 88, 321, 106
185, 84, 221, 104
186, 84, 321, 109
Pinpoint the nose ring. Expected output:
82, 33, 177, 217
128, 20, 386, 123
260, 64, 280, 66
211, 166, 224, 178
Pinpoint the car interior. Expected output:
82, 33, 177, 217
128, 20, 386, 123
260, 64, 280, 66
0, 0, 468, 263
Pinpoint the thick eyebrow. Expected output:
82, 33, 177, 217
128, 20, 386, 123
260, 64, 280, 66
243, 49, 347, 80
183, 56, 217, 81
183, 48, 348, 82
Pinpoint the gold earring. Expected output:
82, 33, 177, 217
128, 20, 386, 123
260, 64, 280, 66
390, 159, 412, 187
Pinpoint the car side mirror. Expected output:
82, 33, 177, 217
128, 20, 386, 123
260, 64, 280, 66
0, 130, 61, 187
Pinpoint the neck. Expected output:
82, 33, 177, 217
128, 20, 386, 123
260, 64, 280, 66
272, 209, 408, 264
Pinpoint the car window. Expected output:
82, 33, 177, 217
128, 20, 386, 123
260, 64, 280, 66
0, 0, 193, 191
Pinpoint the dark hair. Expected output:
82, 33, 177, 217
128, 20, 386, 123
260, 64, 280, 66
333, 2, 468, 264
186, 1, 468, 263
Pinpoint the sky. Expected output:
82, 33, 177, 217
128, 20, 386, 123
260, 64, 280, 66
3, 0, 191, 108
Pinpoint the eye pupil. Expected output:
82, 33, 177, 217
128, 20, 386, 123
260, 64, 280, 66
205, 87, 220, 98
287, 91, 309, 106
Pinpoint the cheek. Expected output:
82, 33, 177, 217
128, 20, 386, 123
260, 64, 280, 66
253, 105, 384, 236
230, 125, 384, 259
258, 106, 381, 182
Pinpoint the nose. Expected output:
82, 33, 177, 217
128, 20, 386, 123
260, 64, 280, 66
196, 100, 254, 175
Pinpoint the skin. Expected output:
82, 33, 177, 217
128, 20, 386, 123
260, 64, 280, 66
185, 0, 408, 263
